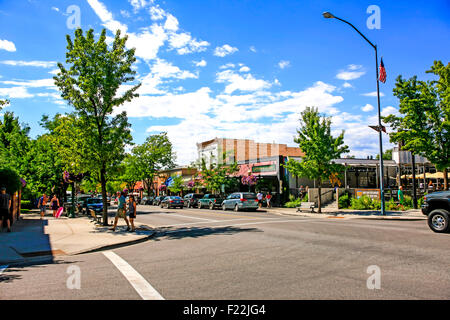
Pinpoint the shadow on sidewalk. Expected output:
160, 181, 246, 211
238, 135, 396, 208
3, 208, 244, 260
152, 225, 261, 241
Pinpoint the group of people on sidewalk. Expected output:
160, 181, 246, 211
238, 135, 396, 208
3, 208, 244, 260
110, 191, 137, 232
256, 192, 272, 208
37, 194, 61, 219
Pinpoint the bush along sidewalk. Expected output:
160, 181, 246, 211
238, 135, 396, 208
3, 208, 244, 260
284, 193, 308, 208
339, 193, 421, 211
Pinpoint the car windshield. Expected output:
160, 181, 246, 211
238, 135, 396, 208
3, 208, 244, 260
88, 198, 102, 204
193, 194, 203, 199
243, 193, 257, 199
170, 196, 182, 200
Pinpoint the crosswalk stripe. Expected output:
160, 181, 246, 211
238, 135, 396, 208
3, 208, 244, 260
103, 251, 164, 300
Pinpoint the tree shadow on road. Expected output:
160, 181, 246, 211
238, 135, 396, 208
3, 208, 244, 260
0, 259, 81, 284
152, 225, 262, 241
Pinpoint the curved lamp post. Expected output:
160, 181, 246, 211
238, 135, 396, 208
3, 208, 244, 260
322, 11, 386, 215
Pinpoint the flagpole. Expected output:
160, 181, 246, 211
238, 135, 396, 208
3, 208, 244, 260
322, 12, 386, 215
375, 46, 386, 215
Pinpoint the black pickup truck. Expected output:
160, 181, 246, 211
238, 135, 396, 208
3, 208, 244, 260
421, 191, 450, 233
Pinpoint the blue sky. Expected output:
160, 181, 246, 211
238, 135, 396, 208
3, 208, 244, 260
0, 0, 449, 164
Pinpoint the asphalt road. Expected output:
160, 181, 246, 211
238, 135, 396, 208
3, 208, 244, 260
1, 204, 449, 300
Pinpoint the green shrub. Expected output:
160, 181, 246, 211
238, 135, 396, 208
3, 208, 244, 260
338, 193, 351, 208
21, 200, 33, 209
285, 195, 303, 208
350, 195, 374, 210
0, 167, 21, 194
301, 193, 308, 202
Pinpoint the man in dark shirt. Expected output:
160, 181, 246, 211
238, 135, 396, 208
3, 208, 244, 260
0, 187, 12, 232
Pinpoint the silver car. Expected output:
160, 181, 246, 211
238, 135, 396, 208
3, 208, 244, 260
221, 192, 259, 212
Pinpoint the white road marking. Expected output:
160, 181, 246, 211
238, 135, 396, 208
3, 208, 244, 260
103, 251, 164, 300
0, 265, 8, 275
162, 217, 278, 228
166, 213, 218, 222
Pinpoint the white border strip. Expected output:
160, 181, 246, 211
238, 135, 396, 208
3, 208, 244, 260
103, 251, 164, 300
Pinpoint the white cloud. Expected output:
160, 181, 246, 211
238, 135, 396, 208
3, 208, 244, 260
342, 82, 353, 88
249, 46, 257, 53
361, 91, 385, 97
219, 63, 235, 70
361, 103, 374, 112
0, 60, 57, 68
0, 39, 16, 52
150, 5, 165, 20
150, 59, 198, 80
278, 60, 290, 69
381, 106, 399, 117
0, 87, 33, 98
1, 78, 56, 88
336, 65, 365, 80
193, 60, 207, 67
164, 14, 179, 31
239, 66, 250, 72
216, 70, 272, 94
87, 0, 208, 59
129, 0, 150, 11
51, 7, 60, 12
214, 44, 238, 57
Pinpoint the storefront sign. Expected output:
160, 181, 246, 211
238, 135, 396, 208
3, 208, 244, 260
355, 189, 381, 200
252, 163, 277, 174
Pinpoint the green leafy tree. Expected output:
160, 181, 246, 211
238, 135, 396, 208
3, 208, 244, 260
196, 154, 238, 194
54, 28, 140, 224
0, 99, 9, 111
120, 154, 141, 191
132, 132, 176, 197
284, 107, 349, 213
376, 148, 392, 160
384, 61, 450, 189
168, 174, 184, 195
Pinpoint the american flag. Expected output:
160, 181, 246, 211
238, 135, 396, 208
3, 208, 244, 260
379, 58, 386, 83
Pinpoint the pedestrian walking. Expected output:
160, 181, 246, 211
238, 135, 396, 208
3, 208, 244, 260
0, 187, 12, 232
266, 193, 272, 208
38, 193, 48, 219
257, 191, 263, 208
398, 186, 404, 205
50, 194, 60, 217
110, 191, 130, 232
128, 195, 137, 232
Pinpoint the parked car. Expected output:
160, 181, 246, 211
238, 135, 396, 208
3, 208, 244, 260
222, 192, 259, 212
183, 193, 204, 208
76, 195, 91, 213
197, 194, 225, 210
141, 196, 153, 205
154, 196, 167, 206
160, 196, 184, 209
421, 191, 450, 233
80, 197, 103, 215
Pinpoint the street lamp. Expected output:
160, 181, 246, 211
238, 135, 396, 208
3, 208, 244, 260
323, 11, 386, 215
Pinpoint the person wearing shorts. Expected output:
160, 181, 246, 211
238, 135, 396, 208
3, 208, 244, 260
0, 187, 11, 232
128, 195, 137, 232
38, 194, 48, 219
110, 191, 130, 232
50, 194, 59, 217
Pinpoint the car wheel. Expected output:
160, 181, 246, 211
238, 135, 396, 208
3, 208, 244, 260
198, 202, 202, 209
222, 204, 227, 211
234, 204, 239, 212
187, 202, 190, 208
209, 202, 214, 210
428, 209, 450, 233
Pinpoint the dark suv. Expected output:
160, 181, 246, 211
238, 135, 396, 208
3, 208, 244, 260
421, 191, 450, 233
183, 193, 204, 208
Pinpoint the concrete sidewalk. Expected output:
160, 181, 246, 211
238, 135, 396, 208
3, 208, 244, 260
264, 206, 427, 220
0, 211, 155, 266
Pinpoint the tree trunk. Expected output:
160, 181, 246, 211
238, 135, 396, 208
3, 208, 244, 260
100, 166, 108, 226
317, 180, 322, 214
444, 168, 448, 191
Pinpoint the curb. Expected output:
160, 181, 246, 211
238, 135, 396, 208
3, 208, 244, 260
266, 209, 426, 220
71, 230, 156, 255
